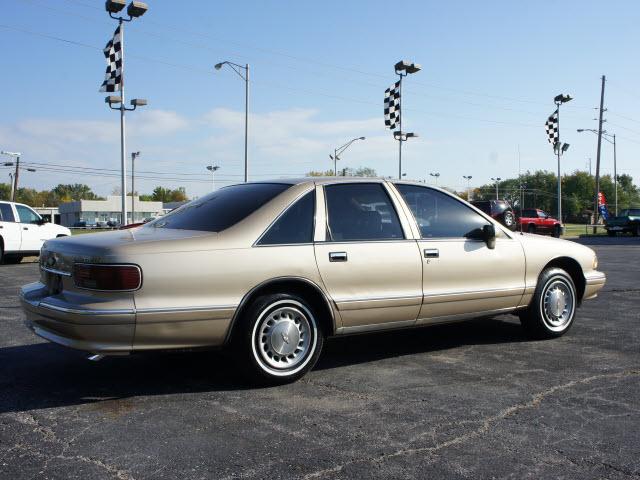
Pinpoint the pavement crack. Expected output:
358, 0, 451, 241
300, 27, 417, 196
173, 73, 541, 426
301, 369, 640, 479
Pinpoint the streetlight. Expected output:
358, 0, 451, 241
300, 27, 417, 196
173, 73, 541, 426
206, 165, 220, 191
463, 175, 473, 200
329, 137, 365, 176
578, 128, 618, 216
103, 1, 148, 226
491, 177, 502, 200
214, 61, 249, 183
429, 172, 440, 185
130, 151, 140, 222
0, 151, 30, 201
552, 93, 572, 223
393, 60, 421, 179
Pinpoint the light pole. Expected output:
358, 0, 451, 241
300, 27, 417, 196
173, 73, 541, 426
553, 93, 572, 223
491, 177, 502, 200
104, 0, 148, 226
2, 151, 35, 202
206, 165, 220, 191
463, 175, 473, 200
429, 172, 440, 186
578, 129, 617, 216
393, 60, 421, 179
214, 61, 249, 182
131, 151, 140, 222
329, 137, 365, 176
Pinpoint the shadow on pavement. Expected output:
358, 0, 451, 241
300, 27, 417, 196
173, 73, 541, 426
0, 317, 527, 414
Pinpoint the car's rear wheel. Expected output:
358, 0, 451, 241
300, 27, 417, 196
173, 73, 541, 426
234, 293, 323, 385
553, 225, 561, 238
633, 224, 640, 237
527, 224, 536, 234
607, 230, 617, 237
0, 242, 4, 265
519, 267, 577, 339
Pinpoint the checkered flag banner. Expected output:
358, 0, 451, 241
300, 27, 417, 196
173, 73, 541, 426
99, 25, 122, 92
384, 81, 401, 129
544, 109, 559, 146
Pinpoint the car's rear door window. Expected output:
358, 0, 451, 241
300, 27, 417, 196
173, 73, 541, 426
258, 191, 315, 245
150, 183, 291, 232
0, 203, 15, 222
396, 184, 488, 238
324, 183, 404, 241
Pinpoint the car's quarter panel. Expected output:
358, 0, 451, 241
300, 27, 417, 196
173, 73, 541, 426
131, 244, 323, 349
417, 237, 526, 322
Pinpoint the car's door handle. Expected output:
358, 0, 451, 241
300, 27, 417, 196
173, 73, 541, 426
23, 227, 28, 231
329, 251, 348, 262
424, 248, 439, 258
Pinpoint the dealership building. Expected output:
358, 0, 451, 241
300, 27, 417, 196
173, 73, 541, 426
58, 196, 164, 226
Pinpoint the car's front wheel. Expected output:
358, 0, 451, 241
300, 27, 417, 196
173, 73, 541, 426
633, 224, 640, 237
501, 210, 516, 231
234, 293, 323, 384
519, 267, 577, 339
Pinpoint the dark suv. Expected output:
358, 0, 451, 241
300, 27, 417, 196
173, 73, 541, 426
471, 200, 516, 230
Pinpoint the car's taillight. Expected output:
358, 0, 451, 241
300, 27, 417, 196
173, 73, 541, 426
73, 263, 142, 291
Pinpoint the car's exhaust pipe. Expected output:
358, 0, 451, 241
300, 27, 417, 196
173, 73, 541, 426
87, 354, 105, 362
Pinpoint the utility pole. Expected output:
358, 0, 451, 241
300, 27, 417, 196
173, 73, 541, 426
12, 156, 19, 202
491, 177, 501, 199
463, 175, 473, 200
131, 151, 140, 222
612, 134, 617, 216
594, 75, 606, 229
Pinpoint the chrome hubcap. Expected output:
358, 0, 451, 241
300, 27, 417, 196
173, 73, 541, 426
256, 305, 311, 370
542, 280, 574, 330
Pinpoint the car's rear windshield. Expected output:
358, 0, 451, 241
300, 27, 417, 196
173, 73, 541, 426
621, 209, 640, 216
148, 183, 291, 232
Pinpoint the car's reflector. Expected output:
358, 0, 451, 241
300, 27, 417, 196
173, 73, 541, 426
73, 264, 142, 291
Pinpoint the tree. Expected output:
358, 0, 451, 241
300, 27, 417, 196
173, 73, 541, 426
306, 167, 377, 177
141, 186, 188, 203
0, 183, 11, 201
52, 184, 103, 202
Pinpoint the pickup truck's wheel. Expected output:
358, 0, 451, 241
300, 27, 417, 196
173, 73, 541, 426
234, 293, 323, 385
607, 230, 617, 237
553, 225, 561, 238
519, 267, 577, 339
527, 224, 536, 234
3, 256, 23, 264
633, 224, 640, 237
0, 242, 4, 265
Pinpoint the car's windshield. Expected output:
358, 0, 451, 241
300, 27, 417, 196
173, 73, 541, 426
147, 183, 291, 232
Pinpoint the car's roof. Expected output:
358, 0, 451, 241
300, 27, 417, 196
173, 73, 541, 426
250, 176, 390, 186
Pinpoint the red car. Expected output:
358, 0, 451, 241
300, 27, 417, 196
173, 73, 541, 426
518, 209, 563, 237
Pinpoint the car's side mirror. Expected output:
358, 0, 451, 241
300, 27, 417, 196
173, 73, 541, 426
482, 224, 496, 249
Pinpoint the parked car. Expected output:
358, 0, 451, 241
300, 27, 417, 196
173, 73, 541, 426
107, 220, 120, 228
73, 221, 87, 228
21, 178, 605, 384
519, 208, 563, 237
470, 200, 516, 230
0, 201, 71, 264
605, 208, 640, 236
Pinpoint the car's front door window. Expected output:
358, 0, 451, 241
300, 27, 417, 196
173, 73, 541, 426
395, 184, 488, 238
324, 183, 404, 241
15, 205, 41, 224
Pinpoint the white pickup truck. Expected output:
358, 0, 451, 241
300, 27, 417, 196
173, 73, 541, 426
0, 201, 70, 264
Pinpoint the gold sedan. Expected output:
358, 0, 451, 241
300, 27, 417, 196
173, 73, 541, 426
21, 178, 606, 384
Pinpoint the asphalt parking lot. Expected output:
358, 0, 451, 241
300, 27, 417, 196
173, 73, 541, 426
1, 236, 638, 479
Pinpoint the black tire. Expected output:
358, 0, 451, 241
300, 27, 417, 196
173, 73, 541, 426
0, 241, 4, 265
527, 224, 536, 234
607, 230, 617, 237
519, 267, 577, 339
553, 225, 561, 238
633, 224, 640, 237
501, 210, 517, 231
232, 293, 324, 385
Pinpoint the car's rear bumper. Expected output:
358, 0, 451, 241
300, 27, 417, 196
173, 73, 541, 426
583, 271, 606, 300
20, 282, 135, 353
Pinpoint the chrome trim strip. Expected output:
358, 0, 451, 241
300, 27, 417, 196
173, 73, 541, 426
333, 294, 423, 304
136, 304, 237, 314
423, 286, 524, 301
40, 266, 72, 277
417, 306, 517, 324
585, 271, 606, 285
38, 301, 135, 316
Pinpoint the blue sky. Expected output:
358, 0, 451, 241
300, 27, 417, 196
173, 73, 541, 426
1, 0, 639, 198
